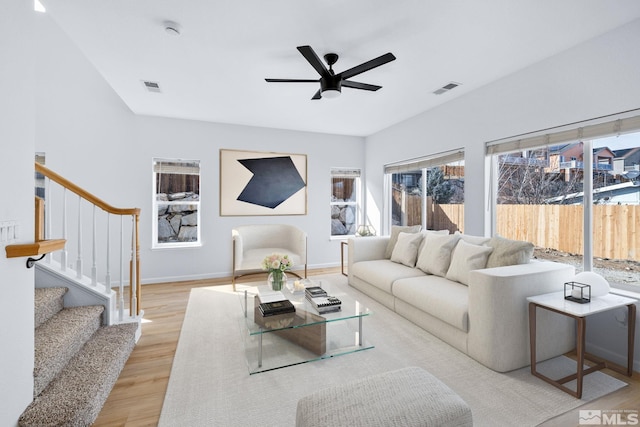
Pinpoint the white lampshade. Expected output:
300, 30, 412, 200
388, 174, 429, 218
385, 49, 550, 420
322, 89, 341, 99
574, 271, 610, 298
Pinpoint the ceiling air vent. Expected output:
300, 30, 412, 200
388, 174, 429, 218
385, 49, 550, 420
142, 80, 162, 93
433, 82, 460, 95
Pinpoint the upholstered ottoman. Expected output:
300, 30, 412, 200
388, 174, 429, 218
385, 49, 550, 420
295, 367, 472, 427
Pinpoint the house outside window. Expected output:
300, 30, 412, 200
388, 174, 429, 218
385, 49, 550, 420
488, 115, 640, 289
330, 168, 361, 237
385, 150, 465, 233
152, 158, 201, 248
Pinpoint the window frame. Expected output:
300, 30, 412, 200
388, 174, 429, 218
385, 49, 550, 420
152, 158, 202, 249
384, 149, 465, 235
330, 168, 362, 239
487, 111, 640, 291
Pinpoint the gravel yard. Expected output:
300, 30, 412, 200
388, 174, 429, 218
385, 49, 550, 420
533, 247, 640, 288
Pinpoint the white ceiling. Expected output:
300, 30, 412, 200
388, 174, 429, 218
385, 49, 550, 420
41, 1, 640, 137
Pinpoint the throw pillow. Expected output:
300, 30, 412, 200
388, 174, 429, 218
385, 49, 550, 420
486, 235, 534, 268
384, 225, 422, 259
417, 229, 450, 253
446, 240, 494, 285
454, 231, 491, 246
415, 233, 461, 277
390, 232, 424, 267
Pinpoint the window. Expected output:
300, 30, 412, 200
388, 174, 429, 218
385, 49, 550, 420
494, 145, 585, 274
152, 159, 201, 248
330, 168, 361, 237
35, 152, 46, 198
385, 150, 464, 233
488, 113, 640, 289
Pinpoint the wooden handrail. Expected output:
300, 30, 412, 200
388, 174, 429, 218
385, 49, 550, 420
35, 163, 140, 216
35, 161, 142, 317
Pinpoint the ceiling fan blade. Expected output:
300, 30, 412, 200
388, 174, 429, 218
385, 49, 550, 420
311, 89, 322, 100
297, 45, 329, 77
339, 52, 396, 80
342, 80, 382, 91
265, 78, 318, 83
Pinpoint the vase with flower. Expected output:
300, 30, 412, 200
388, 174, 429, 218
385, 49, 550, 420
262, 253, 293, 291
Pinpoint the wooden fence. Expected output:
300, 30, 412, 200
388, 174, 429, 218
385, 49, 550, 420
393, 189, 639, 261
496, 204, 639, 262
392, 189, 464, 232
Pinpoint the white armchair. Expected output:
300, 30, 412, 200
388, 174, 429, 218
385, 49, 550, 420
232, 224, 308, 291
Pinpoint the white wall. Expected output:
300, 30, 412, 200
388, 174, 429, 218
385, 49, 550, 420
366, 18, 640, 236
365, 18, 640, 369
0, 3, 36, 425
36, 14, 364, 284
133, 117, 363, 283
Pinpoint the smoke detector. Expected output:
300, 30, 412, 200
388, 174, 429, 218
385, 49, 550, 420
164, 21, 182, 36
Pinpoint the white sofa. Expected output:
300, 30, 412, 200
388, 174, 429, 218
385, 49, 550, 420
232, 224, 307, 291
347, 229, 576, 372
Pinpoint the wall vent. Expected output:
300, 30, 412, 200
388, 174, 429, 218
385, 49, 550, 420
142, 80, 162, 93
433, 82, 460, 95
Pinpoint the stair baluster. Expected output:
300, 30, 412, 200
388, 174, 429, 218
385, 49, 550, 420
45, 177, 52, 264
105, 213, 111, 292
76, 195, 83, 280
130, 215, 138, 317
119, 215, 125, 322
91, 204, 98, 286
61, 187, 67, 271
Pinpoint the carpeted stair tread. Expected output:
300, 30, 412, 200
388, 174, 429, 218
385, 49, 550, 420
19, 322, 138, 427
35, 287, 68, 328
34, 305, 104, 397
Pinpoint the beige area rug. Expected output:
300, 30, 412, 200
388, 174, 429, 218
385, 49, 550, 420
159, 274, 627, 427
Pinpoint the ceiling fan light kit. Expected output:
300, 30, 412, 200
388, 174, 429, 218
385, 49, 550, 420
266, 45, 395, 100
320, 76, 342, 98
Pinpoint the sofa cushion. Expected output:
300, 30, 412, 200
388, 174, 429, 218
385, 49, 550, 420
351, 260, 425, 294
393, 276, 469, 332
384, 225, 421, 259
390, 232, 424, 267
446, 240, 494, 285
415, 233, 461, 277
486, 235, 534, 268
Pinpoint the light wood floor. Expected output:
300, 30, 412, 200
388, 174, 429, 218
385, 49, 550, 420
93, 268, 640, 426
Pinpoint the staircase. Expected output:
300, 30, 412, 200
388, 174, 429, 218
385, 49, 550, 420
19, 287, 137, 427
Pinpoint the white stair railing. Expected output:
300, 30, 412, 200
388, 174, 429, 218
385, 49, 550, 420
36, 162, 141, 322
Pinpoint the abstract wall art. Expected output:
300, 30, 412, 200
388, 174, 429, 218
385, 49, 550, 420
220, 149, 307, 216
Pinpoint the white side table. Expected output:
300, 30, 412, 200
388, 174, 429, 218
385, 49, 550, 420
527, 292, 637, 398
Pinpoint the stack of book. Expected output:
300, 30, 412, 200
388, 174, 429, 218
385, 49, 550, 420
259, 299, 295, 317
305, 286, 342, 314
257, 286, 296, 317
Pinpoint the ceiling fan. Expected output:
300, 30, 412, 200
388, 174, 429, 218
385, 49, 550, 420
265, 45, 396, 100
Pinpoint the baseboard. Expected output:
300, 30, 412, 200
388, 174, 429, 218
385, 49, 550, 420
586, 340, 640, 373
141, 262, 341, 285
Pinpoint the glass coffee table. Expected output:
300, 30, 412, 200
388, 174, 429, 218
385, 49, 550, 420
237, 279, 373, 374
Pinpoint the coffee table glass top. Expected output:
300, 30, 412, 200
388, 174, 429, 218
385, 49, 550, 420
236, 278, 373, 374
